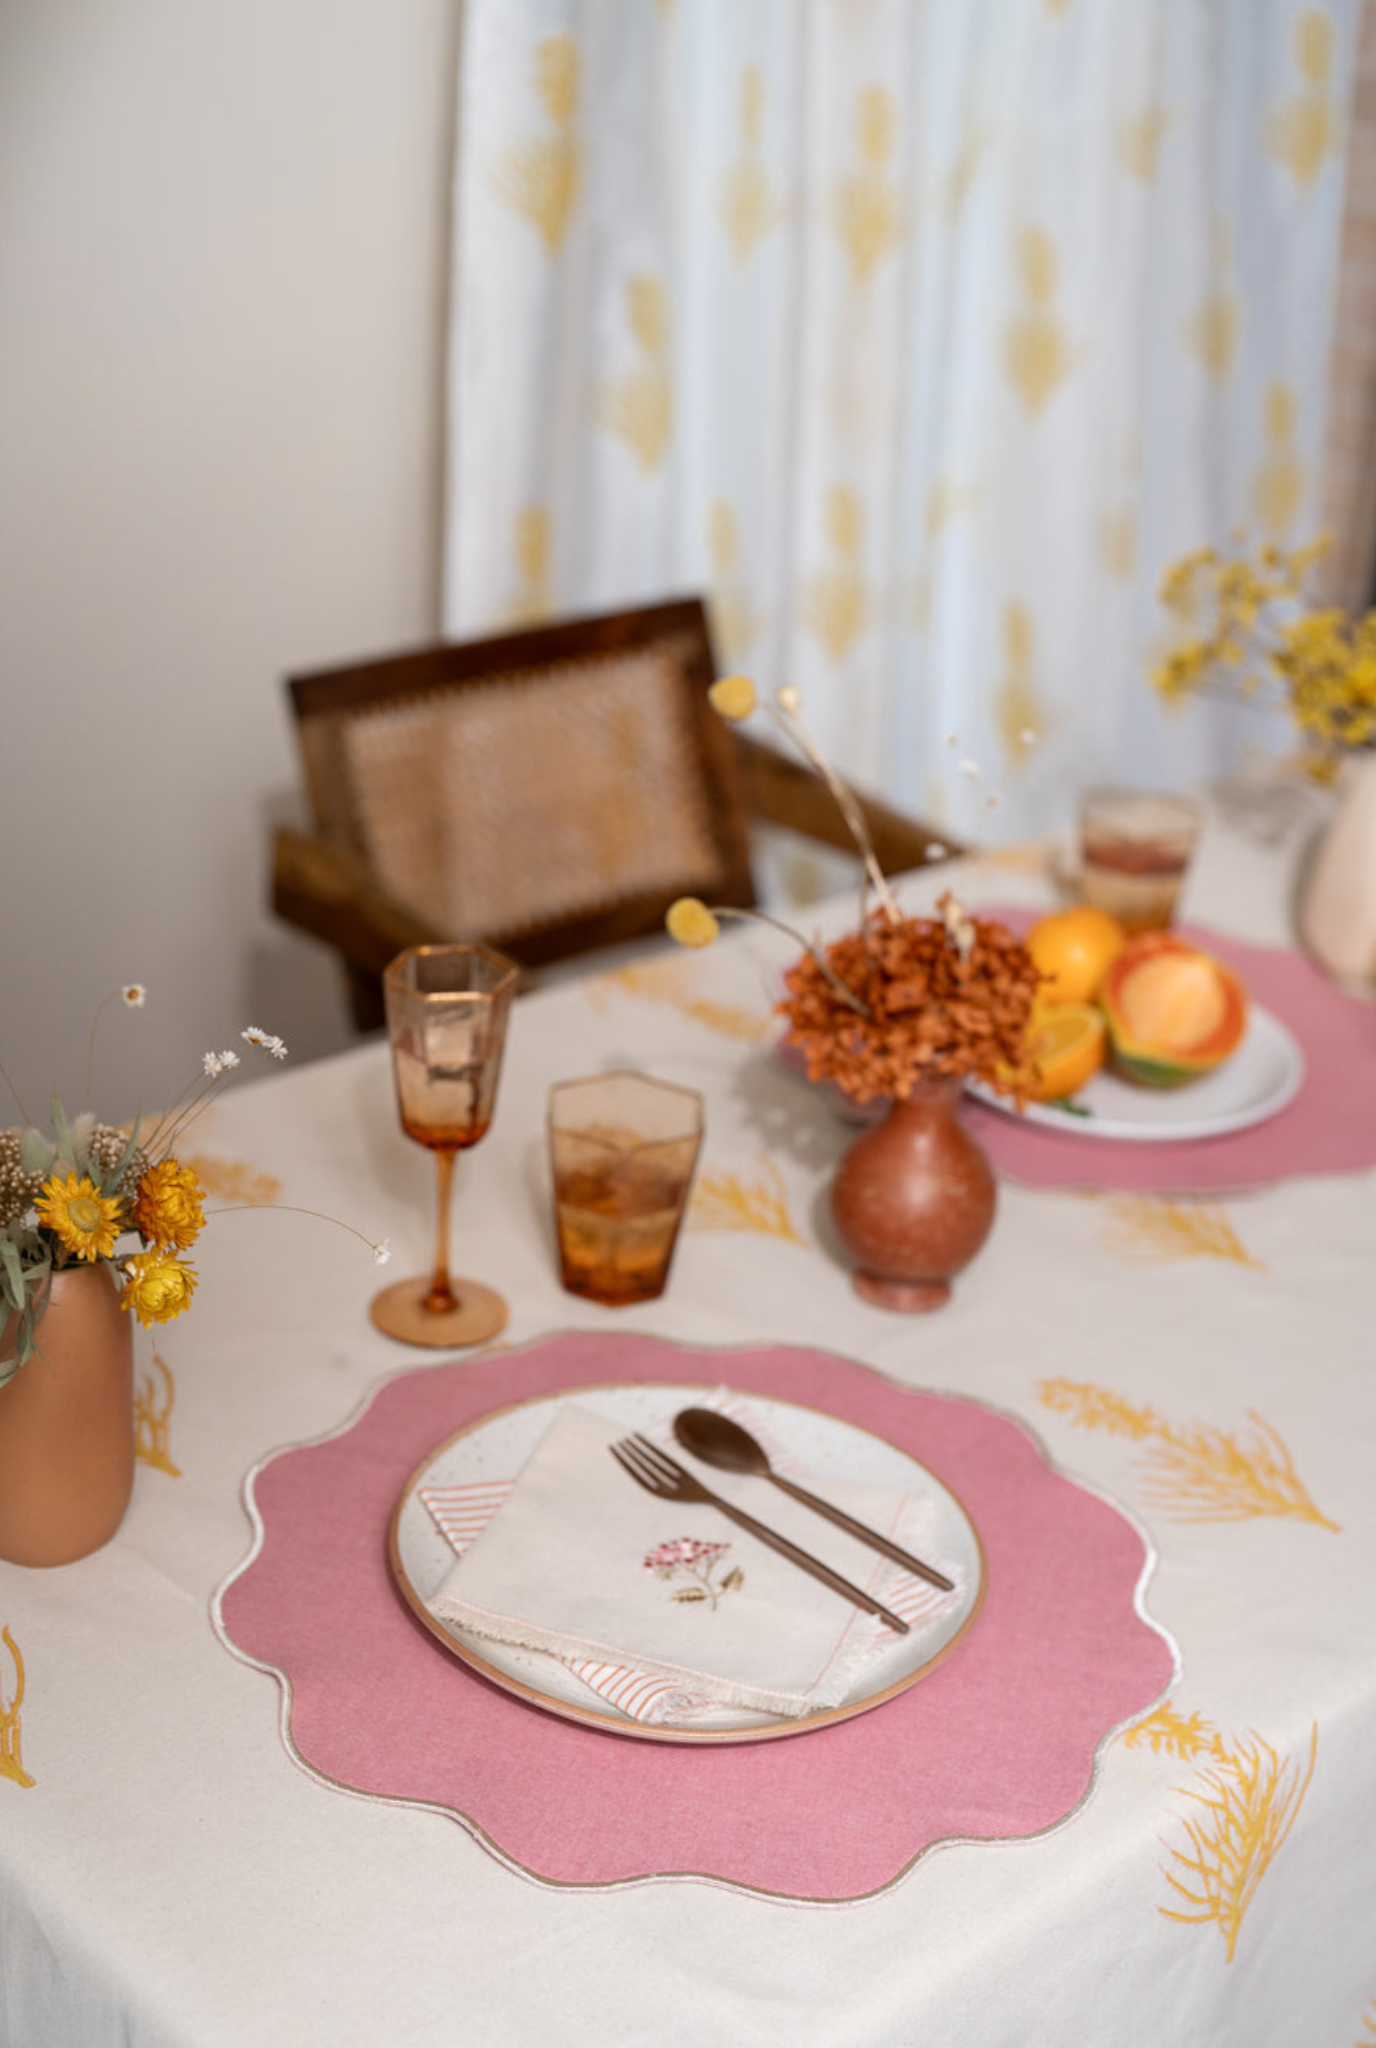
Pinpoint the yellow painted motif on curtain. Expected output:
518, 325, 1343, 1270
719, 68, 788, 265
1, 1627, 34, 1788
941, 123, 989, 221
832, 88, 905, 286
707, 500, 762, 663
1186, 219, 1240, 381
135, 1348, 181, 1477
689, 1157, 807, 1245
1264, 10, 1338, 191
802, 487, 870, 664
994, 603, 1046, 768
494, 34, 582, 257
1124, 1704, 1318, 1962
1003, 227, 1078, 415
596, 276, 674, 473
1099, 508, 1136, 580
1038, 1378, 1338, 1527
1118, 106, 1170, 184
509, 506, 553, 624
1252, 382, 1304, 539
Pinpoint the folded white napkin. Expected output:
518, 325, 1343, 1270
425, 1398, 964, 1720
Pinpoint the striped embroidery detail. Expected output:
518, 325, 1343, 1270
419, 1480, 513, 1553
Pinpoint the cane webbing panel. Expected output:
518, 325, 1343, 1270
333, 646, 726, 939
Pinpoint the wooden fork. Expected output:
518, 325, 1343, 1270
609, 1434, 910, 1634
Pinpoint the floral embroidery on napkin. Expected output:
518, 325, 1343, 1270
644, 1537, 743, 1610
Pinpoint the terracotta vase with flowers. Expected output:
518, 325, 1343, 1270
0, 1000, 388, 1567
667, 678, 1040, 1311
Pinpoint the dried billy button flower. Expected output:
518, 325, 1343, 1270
779, 899, 1042, 1105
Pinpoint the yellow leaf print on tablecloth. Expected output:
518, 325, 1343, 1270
802, 486, 870, 664
688, 1156, 806, 1245
718, 67, 788, 265
1160, 1721, 1317, 1961
1003, 227, 1078, 415
135, 1348, 181, 1478
1124, 1702, 1227, 1762
1356, 1995, 1376, 2044
1264, 9, 1338, 191
707, 500, 762, 665
596, 276, 673, 473
994, 603, 1046, 770
1037, 1379, 1339, 1527
494, 34, 582, 257
832, 87, 904, 287
1, 1627, 35, 1788
584, 956, 770, 1044
508, 506, 553, 625
1100, 1195, 1264, 1271
1252, 382, 1304, 541
1118, 105, 1170, 184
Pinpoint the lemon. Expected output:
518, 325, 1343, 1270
1011, 1002, 1107, 1103
1025, 906, 1127, 1005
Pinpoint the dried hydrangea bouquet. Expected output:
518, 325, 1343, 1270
667, 678, 1041, 1310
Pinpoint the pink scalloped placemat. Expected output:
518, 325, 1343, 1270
959, 919, 1376, 1192
214, 1332, 1173, 1903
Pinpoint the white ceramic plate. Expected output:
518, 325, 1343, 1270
966, 1004, 1304, 1143
389, 1382, 985, 1745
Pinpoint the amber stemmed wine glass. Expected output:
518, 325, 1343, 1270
370, 943, 520, 1348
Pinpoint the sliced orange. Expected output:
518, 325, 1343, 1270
1025, 906, 1127, 1005
1012, 1002, 1107, 1103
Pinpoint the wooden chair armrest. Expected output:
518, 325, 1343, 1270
271, 828, 446, 976
732, 733, 963, 873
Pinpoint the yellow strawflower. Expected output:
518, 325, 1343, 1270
119, 1248, 197, 1327
708, 674, 757, 721
666, 897, 721, 948
34, 1173, 124, 1263
131, 1159, 205, 1250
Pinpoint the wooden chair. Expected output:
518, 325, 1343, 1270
271, 598, 957, 1030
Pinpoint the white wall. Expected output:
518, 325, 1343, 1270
0, 0, 462, 1127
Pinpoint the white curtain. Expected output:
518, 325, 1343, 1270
442, 0, 1357, 846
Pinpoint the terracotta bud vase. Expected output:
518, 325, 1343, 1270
0, 1264, 135, 1568
1298, 750, 1376, 987
829, 1075, 996, 1312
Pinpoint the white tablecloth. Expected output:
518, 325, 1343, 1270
2, 801, 1373, 2046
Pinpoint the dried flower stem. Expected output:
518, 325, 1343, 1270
770, 692, 903, 928
207, 1203, 390, 1263
709, 906, 871, 1016
0, 1054, 29, 1127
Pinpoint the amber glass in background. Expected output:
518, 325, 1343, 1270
1078, 788, 1202, 933
548, 1073, 704, 1307
370, 943, 519, 1348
